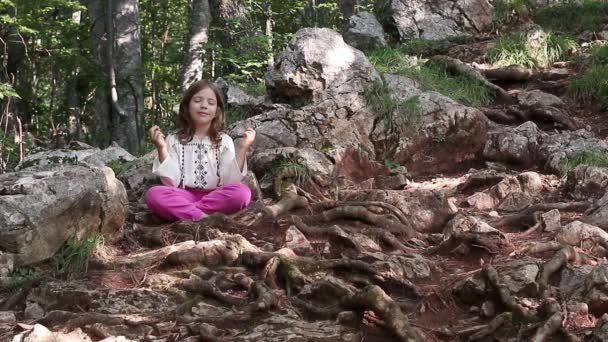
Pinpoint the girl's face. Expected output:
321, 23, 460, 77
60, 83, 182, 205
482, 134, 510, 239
188, 87, 218, 130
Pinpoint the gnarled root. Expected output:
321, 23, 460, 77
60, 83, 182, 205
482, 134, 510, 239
484, 266, 537, 322
262, 193, 309, 221
317, 205, 421, 238
467, 312, 512, 341
530, 299, 563, 342
341, 285, 423, 342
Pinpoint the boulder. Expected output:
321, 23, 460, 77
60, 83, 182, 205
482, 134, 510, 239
517, 89, 563, 108
18, 143, 135, 171
0, 165, 127, 265
585, 194, 608, 231
376, 0, 493, 41
565, 165, 608, 200
343, 11, 387, 50
381, 73, 488, 169
483, 121, 542, 166
265, 27, 381, 109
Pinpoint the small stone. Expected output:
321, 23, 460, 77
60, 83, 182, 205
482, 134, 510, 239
375, 173, 409, 190
336, 311, 361, 327
285, 226, 313, 255
24, 302, 45, 320
541, 209, 561, 232
466, 192, 496, 210
192, 266, 214, 280
481, 301, 496, 318
469, 306, 479, 313
488, 211, 499, 217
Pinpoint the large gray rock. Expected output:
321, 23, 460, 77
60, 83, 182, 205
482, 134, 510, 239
265, 27, 381, 109
483, 122, 542, 166
584, 193, 608, 231
343, 12, 387, 51
18, 143, 135, 170
0, 165, 127, 265
484, 121, 608, 174
376, 0, 493, 41
380, 73, 488, 167
229, 101, 379, 178
565, 165, 608, 200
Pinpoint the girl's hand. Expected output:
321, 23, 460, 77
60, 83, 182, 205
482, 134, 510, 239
149, 125, 167, 149
240, 128, 256, 150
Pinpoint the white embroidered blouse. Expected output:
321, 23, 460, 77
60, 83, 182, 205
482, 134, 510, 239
152, 133, 247, 189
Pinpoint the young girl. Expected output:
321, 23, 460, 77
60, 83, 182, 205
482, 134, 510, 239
145, 80, 256, 221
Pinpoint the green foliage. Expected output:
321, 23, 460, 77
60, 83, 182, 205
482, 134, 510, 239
54, 234, 104, 275
2, 267, 39, 291
560, 150, 608, 175
364, 82, 422, 132
533, 0, 608, 33
262, 156, 313, 187
384, 159, 400, 170
0, 83, 20, 99
492, 0, 530, 29
487, 32, 577, 68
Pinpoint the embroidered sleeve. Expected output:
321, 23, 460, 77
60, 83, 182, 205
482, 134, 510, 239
219, 134, 247, 185
152, 134, 182, 187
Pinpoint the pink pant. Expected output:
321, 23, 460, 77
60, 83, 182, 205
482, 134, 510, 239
145, 183, 252, 221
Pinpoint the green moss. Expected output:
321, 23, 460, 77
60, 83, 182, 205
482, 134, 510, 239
560, 149, 608, 175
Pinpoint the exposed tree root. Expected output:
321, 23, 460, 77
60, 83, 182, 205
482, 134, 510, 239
315, 205, 421, 238
430, 55, 514, 103
466, 312, 512, 341
261, 192, 309, 221
484, 266, 537, 322
491, 202, 590, 229
457, 173, 505, 194
528, 106, 578, 131
312, 200, 411, 228
482, 64, 533, 81
530, 299, 563, 342
424, 231, 508, 256
178, 274, 247, 306
539, 246, 594, 298
252, 281, 278, 311
341, 285, 423, 342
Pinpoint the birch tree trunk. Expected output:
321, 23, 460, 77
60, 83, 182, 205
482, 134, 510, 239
181, 0, 211, 91
86, 0, 145, 154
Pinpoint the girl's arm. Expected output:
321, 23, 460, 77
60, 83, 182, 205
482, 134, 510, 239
236, 128, 256, 172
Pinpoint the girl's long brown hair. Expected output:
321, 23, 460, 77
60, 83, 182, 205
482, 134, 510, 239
176, 80, 225, 146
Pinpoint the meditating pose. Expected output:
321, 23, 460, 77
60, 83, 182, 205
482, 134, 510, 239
145, 80, 256, 221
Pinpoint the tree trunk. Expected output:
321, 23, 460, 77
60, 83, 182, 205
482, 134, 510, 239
181, 0, 211, 91
86, 0, 145, 154
338, 0, 357, 18
209, 0, 253, 58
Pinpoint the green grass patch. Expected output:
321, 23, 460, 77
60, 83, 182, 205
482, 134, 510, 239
2, 267, 40, 291
260, 156, 314, 193
487, 32, 577, 68
364, 82, 423, 132
533, 0, 608, 33
560, 149, 608, 175
567, 64, 608, 108
368, 47, 494, 106
54, 234, 104, 275
405, 63, 494, 106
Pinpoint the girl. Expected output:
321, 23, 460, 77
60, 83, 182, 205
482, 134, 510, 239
145, 80, 256, 221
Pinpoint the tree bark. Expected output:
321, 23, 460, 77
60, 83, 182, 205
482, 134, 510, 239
181, 0, 211, 91
86, 0, 145, 154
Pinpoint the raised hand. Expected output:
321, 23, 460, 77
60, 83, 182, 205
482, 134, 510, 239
149, 125, 167, 149
240, 127, 256, 150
